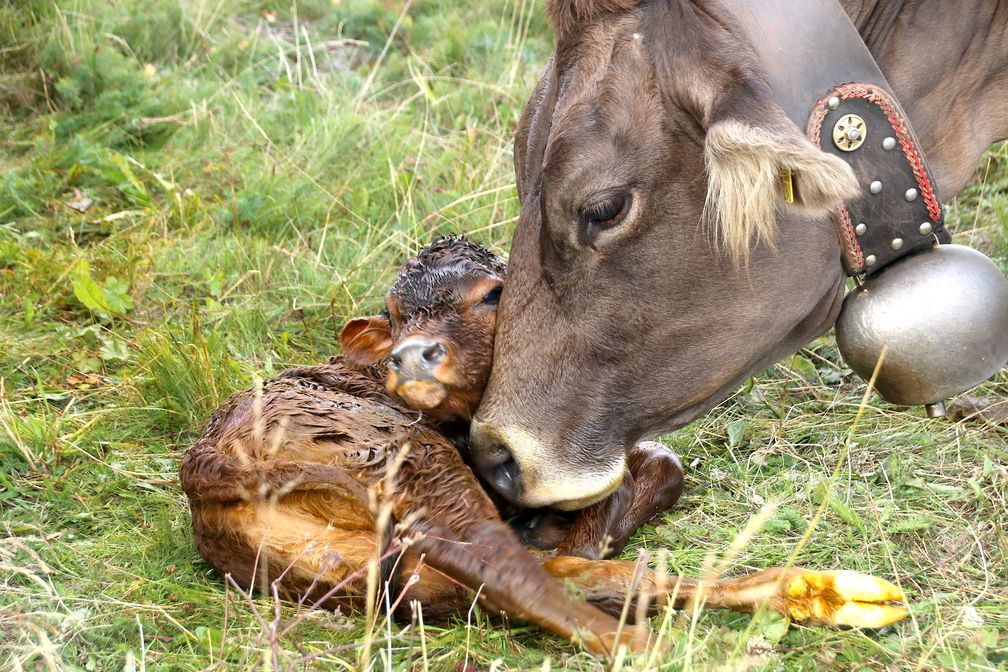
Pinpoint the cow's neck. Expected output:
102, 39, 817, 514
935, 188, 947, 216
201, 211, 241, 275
842, 0, 1008, 197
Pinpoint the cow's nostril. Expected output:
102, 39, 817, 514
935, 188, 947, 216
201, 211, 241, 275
422, 342, 446, 364
485, 443, 521, 501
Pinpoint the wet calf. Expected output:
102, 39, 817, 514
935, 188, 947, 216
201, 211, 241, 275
180, 237, 908, 655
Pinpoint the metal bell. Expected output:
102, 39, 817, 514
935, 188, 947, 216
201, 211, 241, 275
835, 244, 1008, 416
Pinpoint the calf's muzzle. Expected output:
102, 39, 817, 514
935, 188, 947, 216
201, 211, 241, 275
388, 336, 450, 410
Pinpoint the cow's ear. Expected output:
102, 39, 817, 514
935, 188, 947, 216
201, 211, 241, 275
703, 113, 859, 264
339, 315, 393, 366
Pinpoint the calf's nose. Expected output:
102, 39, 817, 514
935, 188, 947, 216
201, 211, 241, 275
389, 337, 446, 379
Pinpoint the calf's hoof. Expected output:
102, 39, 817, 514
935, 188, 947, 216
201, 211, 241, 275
748, 568, 909, 628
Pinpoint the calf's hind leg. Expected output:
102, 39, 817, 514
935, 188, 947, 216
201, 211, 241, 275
397, 522, 906, 658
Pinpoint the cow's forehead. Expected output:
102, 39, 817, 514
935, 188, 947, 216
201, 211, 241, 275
546, 0, 641, 43
537, 11, 673, 219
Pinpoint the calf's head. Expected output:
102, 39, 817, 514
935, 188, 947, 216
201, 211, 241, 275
471, 0, 861, 510
340, 235, 506, 422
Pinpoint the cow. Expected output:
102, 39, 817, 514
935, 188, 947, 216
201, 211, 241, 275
469, 0, 1008, 510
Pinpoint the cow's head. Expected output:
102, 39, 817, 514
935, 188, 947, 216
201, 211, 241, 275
470, 0, 860, 510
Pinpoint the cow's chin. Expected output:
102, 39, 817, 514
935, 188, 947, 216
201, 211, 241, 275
546, 486, 618, 511
523, 462, 625, 511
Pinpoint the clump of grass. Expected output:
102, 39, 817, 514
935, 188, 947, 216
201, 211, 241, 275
134, 317, 249, 435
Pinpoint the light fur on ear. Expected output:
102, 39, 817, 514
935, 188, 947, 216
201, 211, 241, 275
703, 119, 860, 264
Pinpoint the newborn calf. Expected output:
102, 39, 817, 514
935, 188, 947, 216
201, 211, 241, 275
180, 237, 908, 655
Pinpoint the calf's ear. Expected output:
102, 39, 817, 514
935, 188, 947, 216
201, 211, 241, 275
339, 315, 393, 366
703, 112, 860, 263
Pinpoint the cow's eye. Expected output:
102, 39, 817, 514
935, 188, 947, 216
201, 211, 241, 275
581, 192, 630, 237
481, 286, 502, 305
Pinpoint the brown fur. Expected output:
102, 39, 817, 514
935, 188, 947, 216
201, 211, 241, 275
546, 0, 640, 41
471, 0, 1008, 510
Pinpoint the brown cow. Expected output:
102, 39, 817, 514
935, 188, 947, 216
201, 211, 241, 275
470, 0, 1008, 510
180, 237, 907, 655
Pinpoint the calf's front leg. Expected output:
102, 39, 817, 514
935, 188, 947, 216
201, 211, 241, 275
406, 520, 648, 656
519, 441, 685, 559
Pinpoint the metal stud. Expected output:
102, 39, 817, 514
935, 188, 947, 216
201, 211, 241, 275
855, 222, 867, 236
904, 188, 918, 201
891, 238, 904, 251
828, 96, 840, 110
919, 222, 933, 235
870, 180, 883, 194
883, 136, 897, 151
865, 254, 877, 267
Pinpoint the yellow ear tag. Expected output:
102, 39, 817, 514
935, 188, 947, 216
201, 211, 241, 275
780, 166, 795, 204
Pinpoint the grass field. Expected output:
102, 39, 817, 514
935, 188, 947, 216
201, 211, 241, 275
1, 1, 1006, 669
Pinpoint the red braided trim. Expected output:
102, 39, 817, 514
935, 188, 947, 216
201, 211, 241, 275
806, 94, 862, 273
835, 205, 863, 269
808, 83, 942, 222
808, 99, 829, 146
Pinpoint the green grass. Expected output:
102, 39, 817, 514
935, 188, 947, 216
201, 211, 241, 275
1, 1, 1006, 669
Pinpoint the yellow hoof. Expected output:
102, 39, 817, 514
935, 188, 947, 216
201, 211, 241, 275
783, 569, 908, 628
832, 602, 910, 628
832, 570, 905, 602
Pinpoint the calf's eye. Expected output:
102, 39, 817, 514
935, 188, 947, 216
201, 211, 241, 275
481, 286, 502, 305
581, 192, 631, 238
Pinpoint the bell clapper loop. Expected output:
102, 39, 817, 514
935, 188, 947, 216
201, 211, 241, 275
925, 401, 946, 418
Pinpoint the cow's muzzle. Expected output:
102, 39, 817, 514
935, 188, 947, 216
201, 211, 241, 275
469, 418, 626, 510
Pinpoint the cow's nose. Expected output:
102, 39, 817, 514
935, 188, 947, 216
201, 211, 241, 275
476, 441, 522, 503
389, 337, 446, 379
469, 419, 524, 503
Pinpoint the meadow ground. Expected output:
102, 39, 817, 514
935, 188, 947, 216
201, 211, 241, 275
1, 1, 1006, 669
